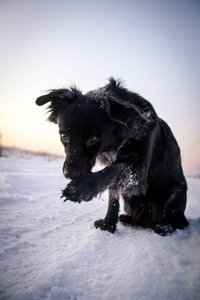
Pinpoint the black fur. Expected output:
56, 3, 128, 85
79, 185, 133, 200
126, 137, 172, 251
36, 78, 189, 235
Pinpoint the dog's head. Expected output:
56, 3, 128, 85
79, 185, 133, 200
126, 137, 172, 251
36, 80, 138, 180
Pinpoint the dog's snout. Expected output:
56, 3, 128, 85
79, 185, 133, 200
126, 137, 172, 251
63, 160, 83, 179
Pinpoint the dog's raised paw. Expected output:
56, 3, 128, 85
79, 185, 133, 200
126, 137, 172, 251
94, 219, 116, 233
61, 188, 81, 203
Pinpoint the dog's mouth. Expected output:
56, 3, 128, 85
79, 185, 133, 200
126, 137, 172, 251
63, 168, 80, 180
63, 156, 96, 180
63, 164, 90, 180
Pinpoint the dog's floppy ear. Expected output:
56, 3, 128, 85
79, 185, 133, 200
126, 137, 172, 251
36, 93, 55, 106
104, 96, 158, 139
36, 89, 76, 106
101, 97, 136, 130
36, 88, 79, 123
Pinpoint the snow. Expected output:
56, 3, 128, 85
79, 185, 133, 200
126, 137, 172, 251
0, 154, 200, 300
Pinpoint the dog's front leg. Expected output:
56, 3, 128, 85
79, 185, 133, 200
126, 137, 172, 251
94, 189, 120, 233
61, 165, 117, 203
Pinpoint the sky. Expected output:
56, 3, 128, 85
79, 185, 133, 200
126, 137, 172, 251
0, 0, 200, 175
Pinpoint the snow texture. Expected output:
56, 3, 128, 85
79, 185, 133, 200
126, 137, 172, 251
0, 155, 200, 300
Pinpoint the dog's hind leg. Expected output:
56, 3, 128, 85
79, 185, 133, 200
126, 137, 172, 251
153, 183, 189, 236
94, 188, 119, 233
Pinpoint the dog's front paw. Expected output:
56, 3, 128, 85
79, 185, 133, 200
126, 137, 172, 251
61, 185, 81, 203
94, 219, 116, 233
119, 214, 134, 225
154, 223, 174, 236
61, 179, 95, 203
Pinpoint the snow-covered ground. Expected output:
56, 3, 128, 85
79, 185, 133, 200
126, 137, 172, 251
0, 154, 200, 300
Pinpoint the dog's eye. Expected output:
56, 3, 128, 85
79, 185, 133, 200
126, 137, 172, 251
87, 136, 99, 146
61, 134, 69, 144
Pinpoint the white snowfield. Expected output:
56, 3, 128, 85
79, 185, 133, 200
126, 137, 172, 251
0, 154, 200, 300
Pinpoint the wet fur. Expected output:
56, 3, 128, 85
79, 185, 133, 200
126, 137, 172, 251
36, 78, 189, 235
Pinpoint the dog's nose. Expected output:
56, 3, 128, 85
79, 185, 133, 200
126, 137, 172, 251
63, 167, 68, 177
63, 162, 82, 180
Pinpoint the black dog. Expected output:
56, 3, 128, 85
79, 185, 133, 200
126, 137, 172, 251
36, 78, 189, 235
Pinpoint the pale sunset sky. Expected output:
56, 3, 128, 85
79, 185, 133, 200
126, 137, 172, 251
0, 0, 199, 175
